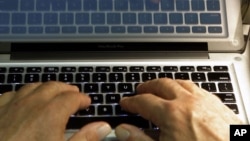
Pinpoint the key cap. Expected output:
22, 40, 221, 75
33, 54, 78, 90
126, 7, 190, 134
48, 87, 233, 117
67, 116, 150, 129
200, 13, 221, 24
201, 83, 216, 92
0, 0, 18, 11
21, 0, 35, 11
191, 0, 205, 11
225, 104, 239, 114
130, 0, 144, 11
25, 74, 40, 83
0, 74, 5, 83
207, 0, 220, 11
0, 13, 9, 25
176, 0, 190, 11
76, 73, 90, 82
207, 73, 230, 81
115, 0, 129, 11
214, 93, 236, 103
161, 0, 174, 11
0, 84, 13, 94
42, 74, 57, 82
99, 0, 113, 11
68, 0, 82, 11
83, 0, 97, 11
84, 83, 99, 93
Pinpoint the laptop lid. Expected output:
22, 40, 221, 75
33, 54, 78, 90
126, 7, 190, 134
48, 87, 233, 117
0, 0, 246, 54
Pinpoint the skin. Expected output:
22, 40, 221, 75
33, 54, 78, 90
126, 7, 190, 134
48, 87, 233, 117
115, 78, 243, 141
0, 79, 243, 141
0, 81, 111, 141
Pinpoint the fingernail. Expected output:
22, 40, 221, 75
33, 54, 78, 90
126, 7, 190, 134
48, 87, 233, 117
97, 124, 112, 139
115, 126, 130, 141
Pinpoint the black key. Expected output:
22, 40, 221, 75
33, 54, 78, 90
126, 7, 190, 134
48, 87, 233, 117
71, 83, 82, 92
9, 67, 24, 73
180, 66, 195, 71
0, 74, 5, 83
113, 66, 127, 72
126, 73, 140, 82
101, 83, 116, 93
78, 105, 95, 115
27, 67, 42, 73
84, 83, 99, 93
44, 67, 59, 73
0, 84, 13, 94
130, 66, 144, 72
67, 116, 150, 129
7, 74, 22, 83
197, 66, 211, 71
59, 73, 73, 82
25, 74, 40, 83
109, 73, 123, 82
175, 73, 189, 80
115, 105, 134, 115
225, 104, 239, 114
15, 84, 25, 91
158, 73, 173, 79
89, 94, 103, 104
96, 67, 111, 72
98, 105, 113, 115
0, 67, 7, 73
79, 67, 94, 72
214, 93, 236, 103
201, 83, 216, 92
191, 73, 206, 81
123, 93, 136, 97
163, 66, 178, 72
106, 94, 121, 103
146, 66, 161, 72
42, 74, 57, 82
118, 83, 133, 92
142, 73, 157, 82
207, 73, 230, 81
76, 73, 90, 82
214, 66, 228, 71
218, 83, 233, 92
61, 67, 76, 72
92, 73, 107, 82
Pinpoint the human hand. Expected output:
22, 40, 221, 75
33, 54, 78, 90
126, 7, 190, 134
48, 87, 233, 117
115, 78, 243, 141
0, 81, 111, 141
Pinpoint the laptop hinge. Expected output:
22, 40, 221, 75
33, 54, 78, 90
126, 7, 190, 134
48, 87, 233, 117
10, 42, 209, 60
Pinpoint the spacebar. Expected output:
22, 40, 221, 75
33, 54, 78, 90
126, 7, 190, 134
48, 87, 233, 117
66, 116, 151, 129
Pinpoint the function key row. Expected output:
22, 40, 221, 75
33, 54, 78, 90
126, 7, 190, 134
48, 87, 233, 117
0, 66, 229, 73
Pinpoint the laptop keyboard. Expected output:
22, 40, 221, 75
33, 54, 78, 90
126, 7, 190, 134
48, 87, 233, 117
0, 64, 239, 129
0, 0, 227, 40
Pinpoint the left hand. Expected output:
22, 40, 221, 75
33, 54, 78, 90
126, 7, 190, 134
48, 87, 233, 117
0, 81, 111, 141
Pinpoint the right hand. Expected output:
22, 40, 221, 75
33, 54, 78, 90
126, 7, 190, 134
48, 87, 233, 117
115, 78, 243, 141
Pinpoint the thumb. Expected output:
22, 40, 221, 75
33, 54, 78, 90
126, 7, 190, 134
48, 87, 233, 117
115, 124, 154, 141
68, 122, 111, 141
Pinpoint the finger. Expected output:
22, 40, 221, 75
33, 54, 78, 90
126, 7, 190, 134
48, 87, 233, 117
115, 124, 154, 141
0, 91, 16, 107
68, 122, 111, 141
26, 81, 80, 103
175, 80, 215, 99
47, 91, 91, 119
120, 94, 168, 126
136, 78, 190, 100
13, 82, 42, 99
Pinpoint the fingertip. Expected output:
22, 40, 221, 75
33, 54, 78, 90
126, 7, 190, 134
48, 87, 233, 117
69, 122, 111, 141
115, 124, 153, 141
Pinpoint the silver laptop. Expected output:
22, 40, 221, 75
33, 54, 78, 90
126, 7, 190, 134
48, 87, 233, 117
0, 0, 250, 140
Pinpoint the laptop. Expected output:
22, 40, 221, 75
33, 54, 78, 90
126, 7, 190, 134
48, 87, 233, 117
0, 0, 250, 140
